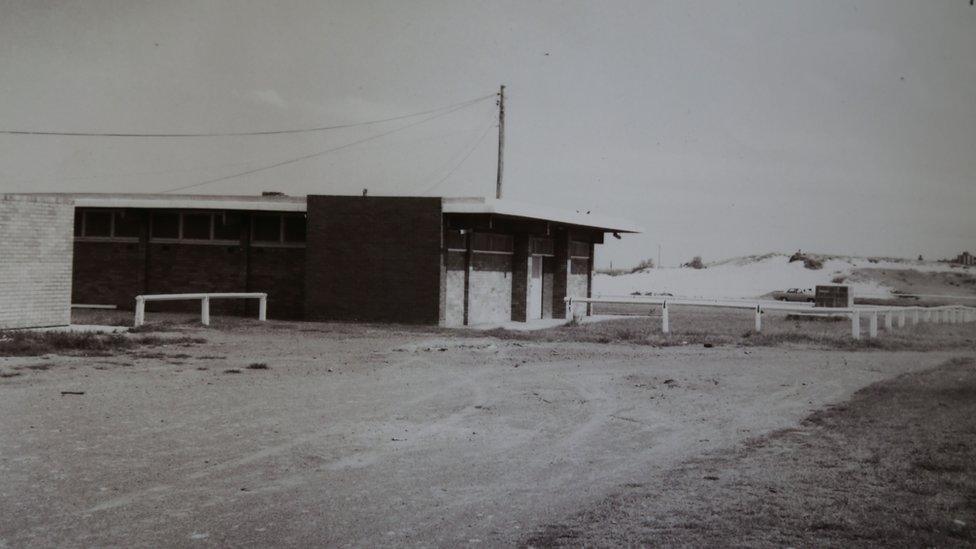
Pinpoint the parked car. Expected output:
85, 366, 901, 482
771, 288, 815, 302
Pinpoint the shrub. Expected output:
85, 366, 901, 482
630, 258, 655, 272
683, 256, 705, 269
803, 257, 823, 270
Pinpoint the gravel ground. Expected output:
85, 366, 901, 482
0, 319, 968, 547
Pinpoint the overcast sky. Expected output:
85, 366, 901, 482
1, 0, 974, 267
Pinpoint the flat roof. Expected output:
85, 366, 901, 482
442, 197, 643, 233
21, 193, 308, 212
13, 193, 642, 233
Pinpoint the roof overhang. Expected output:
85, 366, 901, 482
30, 193, 307, 212
442, 197, 642, 233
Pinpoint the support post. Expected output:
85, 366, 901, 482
134, 296, 145, 327
661, 301, 670, 334
200, 296, 210, 326
258, 294, 267, 321
884, 312, 893, 331
912, 309, 919, 326
924, 309, 931, 322
754, 305, 762, 332
851, 311, 860, 340
869, 313, 878, 338
897, 310, 906, 328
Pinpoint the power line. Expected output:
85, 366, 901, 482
0, 94, 495, 138
160, 99, 485, 193
419, 120, 497, 196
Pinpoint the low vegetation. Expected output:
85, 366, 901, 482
0, 330, 204, 357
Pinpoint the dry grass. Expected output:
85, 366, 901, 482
0, 330, 206, 358
524, 357, 976, 547
484, 306, 976, 351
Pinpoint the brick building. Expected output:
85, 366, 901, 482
11, 193, 639, 327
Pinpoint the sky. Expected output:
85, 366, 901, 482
0, 0, 974, 268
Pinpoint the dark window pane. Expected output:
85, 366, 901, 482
151, 213, 179, 239
283, 215, 306, 243
74, 210, 83, 236
84, 211, 112, 237
114, 211, 141, 238
182, 213, 211, 240
446, 230, 466, 250
252, 215, 281, 242
213, 212, 241, 241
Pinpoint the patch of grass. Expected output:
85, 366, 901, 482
0, 370, 22, 378
0, 331, 135, 357
246, 362, 270, 370
223, 368, 242, 374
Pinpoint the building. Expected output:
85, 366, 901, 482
8, 193, 639, 327
954, 251, 974, 266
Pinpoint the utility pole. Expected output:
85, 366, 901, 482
495, 84, 505, 199
658, 244, 662, 268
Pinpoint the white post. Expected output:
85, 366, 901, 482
661, 300, 670, 334
134, 296, 145, 327
754, 305, 762, 332
200, 296, 210, 326
898, 310, 906, 328
884, 312, 893, 331
851, 311, 860, 340
924, 309, 931, 322
869, 313, 878, 338
258, 294, 267, 321
942, 309, 949, 323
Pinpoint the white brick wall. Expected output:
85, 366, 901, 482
0, 195, 74, 329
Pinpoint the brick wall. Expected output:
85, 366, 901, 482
0, 195, 73, 329
305, 196, 443, 324
71, 211, 305, 319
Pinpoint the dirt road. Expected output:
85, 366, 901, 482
0, 322, 965, 547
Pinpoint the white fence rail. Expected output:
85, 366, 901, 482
565, 295, 975, 340
134, 292, 267, 327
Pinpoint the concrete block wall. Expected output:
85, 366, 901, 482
468, 253, 512, 325
0, 195, 73, 329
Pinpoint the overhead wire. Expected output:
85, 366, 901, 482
0, 93, 495, 138
418, 118, 497, 196
159, 97, 490, 193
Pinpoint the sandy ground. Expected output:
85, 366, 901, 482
523, 357, 976, 547
0, 320, 968, 547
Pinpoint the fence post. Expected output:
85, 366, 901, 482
200, 296, 210, 326
754, 305, 762, 332
869, 313, 878, 338
851, 311, 860, 339
898, 310, 906, 328
884, 312, 893, 331
661, 300, 670, 334
134, 296, 145, 327
258, 294, 267, 321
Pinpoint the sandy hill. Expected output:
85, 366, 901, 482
593, 253, 976, 300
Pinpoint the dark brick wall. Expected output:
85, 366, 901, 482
71, 210, 307, 319
72, 241, 146, 309
146, 243, 247, 315
248, 246, 305, 319
510, 235, 529, 322
304, 196, 443, 324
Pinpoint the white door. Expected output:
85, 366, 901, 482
527, 256, 543, 319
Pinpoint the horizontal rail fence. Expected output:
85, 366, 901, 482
565, 295, 976, 340
134, 292, 267, 327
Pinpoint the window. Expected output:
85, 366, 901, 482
570, 241, 592, 259
74, 209, 141, 240
445, 230, 467, 251
252, 215, 281, 243
151, 213, 180, 239
283, 215, 306, 243
114, 211, 141, 238
149, 211, 242, 243
251, 213, 306, 245
84, 211, 112, 237
181, 213, 211, 240
213, 213, 241, 240
471, 233, 513, 254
